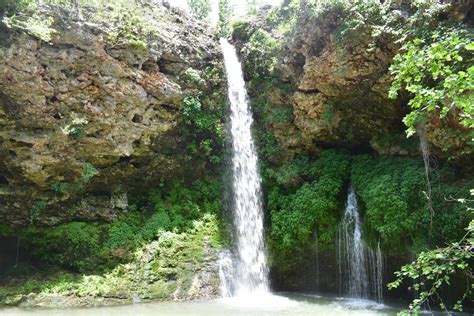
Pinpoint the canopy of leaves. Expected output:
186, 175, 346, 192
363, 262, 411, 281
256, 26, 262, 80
389, 29, 474, 136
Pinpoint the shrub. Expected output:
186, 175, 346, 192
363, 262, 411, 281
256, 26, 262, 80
352, 155, 473, 254
389, 29, 474, 136
105, 221, 137, 249
25, 222, 102, 272
80, 162, 98, 184
269, 150, 351, 270
187, 0, 211, 20
182, 95, 225, 163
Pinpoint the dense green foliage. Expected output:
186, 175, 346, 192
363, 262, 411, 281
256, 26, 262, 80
25, 223, 102, 272
217, 0, 232, 37
266, 149, 472, 273
1, 0, 473, 312
352, 156, 473, 254
1, 214, 221, 305
268, 150, 350, 270
182, 92, 226, 164
187, 0, 211, 20
388, 196, 473, 313
389, 29, 474, 136
0, 0, 34, 16
18, 178, 223, 274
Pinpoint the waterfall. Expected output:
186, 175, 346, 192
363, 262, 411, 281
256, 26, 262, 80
337, 186, 384, 303
314, 230, 320, 291
218, 250, 234, 297
417, 124, 434, 220
219, 38, 269, 296
374, 241, 384, 303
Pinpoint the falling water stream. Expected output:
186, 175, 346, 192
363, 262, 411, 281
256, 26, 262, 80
219, 38, 269, 296
338, 186, 384, 303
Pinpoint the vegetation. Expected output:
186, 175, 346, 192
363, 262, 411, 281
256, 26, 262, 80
1, 214, 222, 305
388, 191, 473, 313
389, 29, 474, 137
187, 0, 211, 20
16, 178, 224, 275
217, 0, 232, 37
352, 156, 473, 253
25, 222, 102, 272
268, 150, 350, 270
182, 93, 225, 164
1, 0, 175, 49
0, 0, 473, 313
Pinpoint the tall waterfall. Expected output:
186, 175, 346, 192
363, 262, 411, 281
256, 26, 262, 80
219, 38, 269, 296
338, 186, 384, 303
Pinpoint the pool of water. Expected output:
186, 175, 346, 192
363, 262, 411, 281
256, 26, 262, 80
0, 293, 399, 316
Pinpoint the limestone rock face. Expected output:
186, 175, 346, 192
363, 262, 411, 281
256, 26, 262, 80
236, 3, 474, 161
0, 4, 222, 226
232, 5, 408, 158
286, 17, 405, 150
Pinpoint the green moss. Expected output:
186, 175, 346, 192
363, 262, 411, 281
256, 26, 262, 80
1, 214, 221, 306
148, 280, 177, 300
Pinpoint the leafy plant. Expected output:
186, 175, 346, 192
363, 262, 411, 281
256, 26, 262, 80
352, 155, 473, 255
179, 68, 202, 85
246, 29, 281, 78
217, 0, 232, 37
25, 222, 102, 272
187, 0, 211, 20
269, 150, 351, 270
80, 162, 98, 184
0, 0, 35, 16
389, 29, 474, 136
3, 12, 56, 43
105, 221, 137, 249
388, 190, 474, 313
30, 200, 48, 224
51, 182, 73, 195
182, 95, 225, 163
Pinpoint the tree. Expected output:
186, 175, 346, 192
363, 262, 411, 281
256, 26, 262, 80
187, 0, 211, 20
389, 29, 474, 137
388, 190, 474, 313
217, 0, 232, 37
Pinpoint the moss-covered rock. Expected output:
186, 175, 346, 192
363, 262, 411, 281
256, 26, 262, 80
0, 214, 222, 307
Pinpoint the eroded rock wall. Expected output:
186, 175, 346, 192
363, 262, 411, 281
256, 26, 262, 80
0, 3, 223, 226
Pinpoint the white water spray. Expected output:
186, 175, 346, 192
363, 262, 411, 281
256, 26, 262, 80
338, 186, 384, 303
219, 38, 269, 296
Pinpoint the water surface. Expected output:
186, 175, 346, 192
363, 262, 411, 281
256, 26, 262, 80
1, 294, 397, 316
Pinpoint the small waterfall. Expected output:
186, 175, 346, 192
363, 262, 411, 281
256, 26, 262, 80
338, 186, 384, 302
219, 38, 269, 296
417, 124, 434, 220
314, 230, 320, 291
375, 241, 384, 303
218, 250, 234, 297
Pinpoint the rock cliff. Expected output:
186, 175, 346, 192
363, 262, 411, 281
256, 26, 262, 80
0, 2, 224, 226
